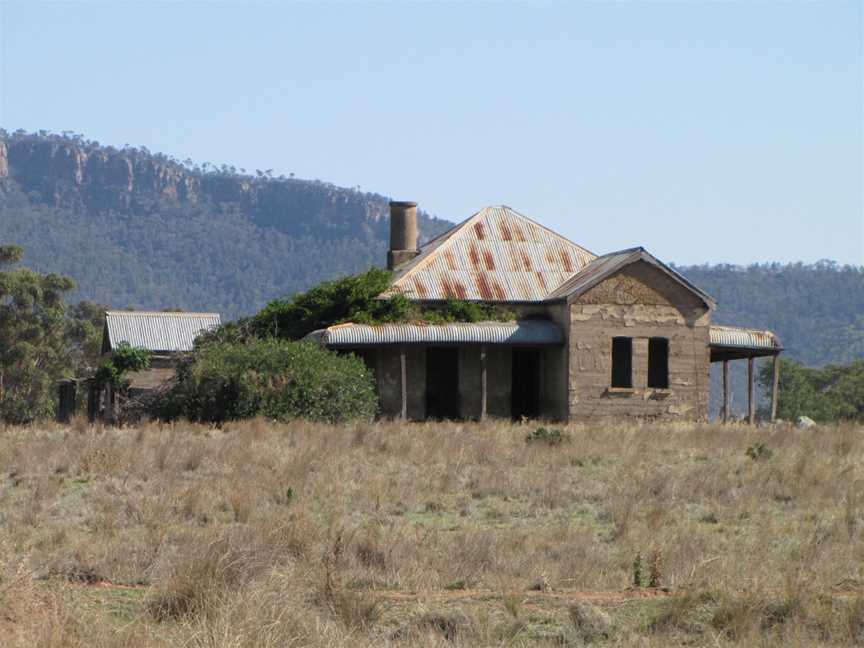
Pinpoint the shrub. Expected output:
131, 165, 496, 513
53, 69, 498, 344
525, 426, 568, 445
95, 342, 151, 387
746, 442, 773, 462
153, 339, 377, 424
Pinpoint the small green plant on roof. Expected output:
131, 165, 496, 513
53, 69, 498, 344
198, 268, 517, 345
95, 342, 151, 388
745, 442, 773, 462
525, 426, 569, 445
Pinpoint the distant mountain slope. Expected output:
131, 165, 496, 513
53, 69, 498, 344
0, 130, 452, 318
0, 131, 861, 373
678, 262, 864, 367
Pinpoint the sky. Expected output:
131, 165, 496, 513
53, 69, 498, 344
0, 1, 862, 266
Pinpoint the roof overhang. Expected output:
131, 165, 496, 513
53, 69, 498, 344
304, 320, 564, 347
709, 325, 782, 361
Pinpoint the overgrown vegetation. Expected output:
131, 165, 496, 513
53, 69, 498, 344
95, 342, 151, 387
758, 358, 864, 423
204, 267, 517, 344
154, 339, 377, 424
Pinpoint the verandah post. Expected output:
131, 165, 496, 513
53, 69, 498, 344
771, 354, 780, 423
747, 357, 755, 425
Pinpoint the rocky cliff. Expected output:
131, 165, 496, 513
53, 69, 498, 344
0, 132, 445, 243
0, 131, 451, 318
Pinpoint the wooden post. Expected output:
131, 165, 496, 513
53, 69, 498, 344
771, 354, 780, 423
57, 380, 77, 423
722, 359, 730, 423
747, 357, 755, 425
480, 345, 487, 421
399, 345, 407, 421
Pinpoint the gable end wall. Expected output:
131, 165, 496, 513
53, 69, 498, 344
567, 262, 710, 421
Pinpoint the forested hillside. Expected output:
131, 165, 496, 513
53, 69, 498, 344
0, 131, 861, 371
0, 130, 451, 317
679, 262, 864, 367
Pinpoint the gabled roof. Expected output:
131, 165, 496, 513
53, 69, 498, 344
385, 206, 596, 302
546, 247, 716, 308
103, 311, 221, 354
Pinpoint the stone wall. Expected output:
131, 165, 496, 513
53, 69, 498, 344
567, 261, 711, 421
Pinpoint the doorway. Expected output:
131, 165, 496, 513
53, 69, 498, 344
426, 347, 460, 419
511, 348, 541, 420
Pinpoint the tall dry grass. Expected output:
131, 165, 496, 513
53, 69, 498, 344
0, 418, 863, 646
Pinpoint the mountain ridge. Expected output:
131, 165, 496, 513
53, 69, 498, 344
0, 130, 861, 373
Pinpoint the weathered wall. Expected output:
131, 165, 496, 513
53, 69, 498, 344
539, 302, 570, 421
568, 261, 711, 421
375, 348, 402, 419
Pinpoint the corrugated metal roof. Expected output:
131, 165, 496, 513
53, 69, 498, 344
385, 206, 597, 302
104, 311, 221, 353
546, 246, 716, 307
304, 320, 564, 346
710, 325, 782, 351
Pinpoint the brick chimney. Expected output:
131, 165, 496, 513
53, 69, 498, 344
387, 201, 419, 270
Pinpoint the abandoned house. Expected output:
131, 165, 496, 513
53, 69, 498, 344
306, 201, 782, 423
59, 310, 221, 422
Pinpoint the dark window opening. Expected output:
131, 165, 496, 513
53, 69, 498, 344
648, 337, 669, 388
611, 337, 632, 388
511, 348, 541, 420
426, 347, 460, 419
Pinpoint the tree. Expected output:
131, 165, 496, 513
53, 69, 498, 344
759, 358, 864, 423
0, 245, 77, 422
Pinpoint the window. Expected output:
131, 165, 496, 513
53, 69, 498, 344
611, 337, 632, 388
648, 337, 669, 388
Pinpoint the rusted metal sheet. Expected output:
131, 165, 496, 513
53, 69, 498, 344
304, 320, 564, 347
105, 311, 221, 353
709, 325, 781, 351
386, 206, 596, 302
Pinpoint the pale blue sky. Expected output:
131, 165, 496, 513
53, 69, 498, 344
1, 1, 861, 265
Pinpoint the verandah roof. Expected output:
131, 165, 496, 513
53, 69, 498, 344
709, 325, 782, 361
304, 320, 564, 347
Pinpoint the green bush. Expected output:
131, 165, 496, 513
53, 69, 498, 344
154, 339, 377, 424
525, 426, 569, 445
95, 342, 151, 387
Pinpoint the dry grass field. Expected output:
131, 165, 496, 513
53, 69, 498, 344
1, 418, 864, 646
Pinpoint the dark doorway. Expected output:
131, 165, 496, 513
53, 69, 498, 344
426, 347, 460, 419
511, 348, 541, 420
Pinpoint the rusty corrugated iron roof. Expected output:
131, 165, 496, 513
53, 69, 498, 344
104, 311, 221, 353
304, 320, 564, 347
385, 206, 596, 302
709, 325, 782, 352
